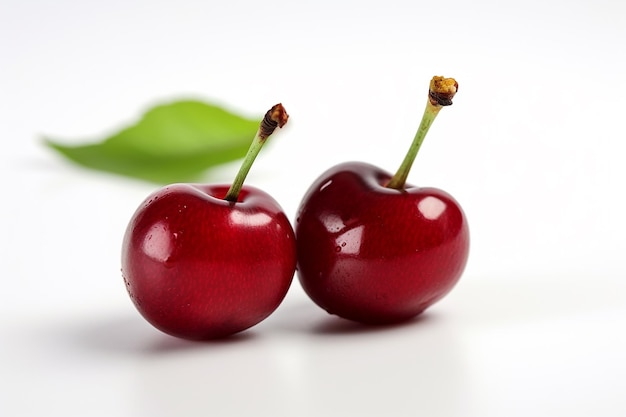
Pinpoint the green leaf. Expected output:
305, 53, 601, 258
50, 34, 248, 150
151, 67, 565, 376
43, 100, 260, 184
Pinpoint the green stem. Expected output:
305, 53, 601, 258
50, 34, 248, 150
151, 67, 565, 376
224, 133, 265, 202
224, 103, 288, 202
386, 103, 441, 190
386, 76, 458, 191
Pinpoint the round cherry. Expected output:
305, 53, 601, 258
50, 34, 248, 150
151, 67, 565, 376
295, 77, 469, 324
121, 104, 296, 340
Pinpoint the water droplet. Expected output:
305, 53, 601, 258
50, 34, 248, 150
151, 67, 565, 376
335, 246, 342, 252
341, 242, 346, 247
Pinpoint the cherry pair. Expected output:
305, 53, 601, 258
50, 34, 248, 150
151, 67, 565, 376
121, 77, 469, 340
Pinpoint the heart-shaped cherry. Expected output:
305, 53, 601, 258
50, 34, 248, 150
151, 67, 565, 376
295, 77, 469, 324
121, 104, 296, 340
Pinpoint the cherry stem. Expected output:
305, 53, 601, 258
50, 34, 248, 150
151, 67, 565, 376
224, 103, 288, 202
386, 76, 458, 190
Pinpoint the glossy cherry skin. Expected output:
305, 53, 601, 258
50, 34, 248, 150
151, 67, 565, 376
121, 183, 296, 340
295, 161, 469, 324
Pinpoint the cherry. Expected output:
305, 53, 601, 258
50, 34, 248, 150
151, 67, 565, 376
295, 77, 469, 324
121, 104, 296, 340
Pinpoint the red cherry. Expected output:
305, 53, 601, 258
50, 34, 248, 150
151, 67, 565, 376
295, 162, 469, 324
295, 77, 469, 324
121, 104, 296, 340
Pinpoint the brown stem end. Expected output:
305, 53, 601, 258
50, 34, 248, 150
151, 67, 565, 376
428, 76, 458, 107
259, 103, 289, 140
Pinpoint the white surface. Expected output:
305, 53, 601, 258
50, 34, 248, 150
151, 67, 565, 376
2, 1, 626, 416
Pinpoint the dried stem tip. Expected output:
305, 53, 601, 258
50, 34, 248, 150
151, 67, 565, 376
259, 103, 289, 140
428, 76, 458, 107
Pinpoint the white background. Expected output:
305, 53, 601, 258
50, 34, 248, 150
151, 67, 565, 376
2, 0, 626, 416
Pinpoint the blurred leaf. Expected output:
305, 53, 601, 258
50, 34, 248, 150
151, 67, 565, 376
44, 100, 259, 184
